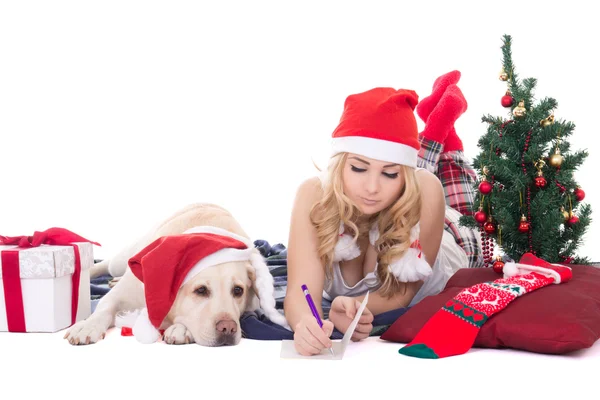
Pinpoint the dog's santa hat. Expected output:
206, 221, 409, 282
123, 226, 289, 344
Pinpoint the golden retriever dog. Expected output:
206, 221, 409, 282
64, 203, 287, 346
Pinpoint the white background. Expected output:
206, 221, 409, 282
1, 2, 598, 263
1, 1, 599, 396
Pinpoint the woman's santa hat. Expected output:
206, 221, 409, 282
122, 226, 289, 344
330, 87, 420, 168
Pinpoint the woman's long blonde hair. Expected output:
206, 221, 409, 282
309, 152, 422, 298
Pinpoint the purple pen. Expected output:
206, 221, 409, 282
301, 284, 335, 356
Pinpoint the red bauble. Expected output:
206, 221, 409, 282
568, 215, 579, 225
518, 220, 530, 233
484, 221, 496, 234
534, 176, 547, 188
479, 181, 493, 195
492, 259, 505, 273
501, 94, 514, 108
474, 209, 487, 224
574, 188, 585, 201
560, 256, 574, 264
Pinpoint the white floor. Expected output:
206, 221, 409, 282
1, 327, 598, 399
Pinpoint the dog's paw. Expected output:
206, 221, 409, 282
163, 323, 195, 345
63, 319, 107, 345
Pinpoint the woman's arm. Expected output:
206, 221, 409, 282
283, 177, 328, 331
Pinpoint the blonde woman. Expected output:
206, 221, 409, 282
284, 71, 483, 356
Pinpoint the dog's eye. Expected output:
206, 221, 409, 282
232, 286, 244, 297
194, 286, 209, 297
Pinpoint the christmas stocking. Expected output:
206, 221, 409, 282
416, 70, 467, 152
398, 253, 572, 359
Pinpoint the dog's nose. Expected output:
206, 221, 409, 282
216, 319, 237, 335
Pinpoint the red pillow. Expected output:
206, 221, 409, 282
380, 265, 600, 354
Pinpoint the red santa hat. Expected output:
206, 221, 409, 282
330, 87, 420, 168
503, 252, 573, 284
123, 226, 289, 344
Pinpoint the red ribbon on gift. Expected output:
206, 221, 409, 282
0, 228, 100, 332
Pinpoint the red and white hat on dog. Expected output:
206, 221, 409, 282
330, 87, 420, 168
122, 226, 289, 344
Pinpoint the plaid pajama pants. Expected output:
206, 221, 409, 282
417, 137, 484, 269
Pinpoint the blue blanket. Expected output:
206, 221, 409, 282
91, 239, 411, 340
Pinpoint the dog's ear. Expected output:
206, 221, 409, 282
244, 263, 260, 312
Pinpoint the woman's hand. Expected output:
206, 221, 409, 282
293, 314, 334, 356
328, 296, 373, 342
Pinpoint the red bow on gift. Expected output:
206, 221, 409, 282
1, 228, 100, 332
0, 227, 101, 248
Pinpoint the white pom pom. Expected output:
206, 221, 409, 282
502, 261, 519, 277
388, 248, 432, 282
132, 308, 161, 344
333, 234, 361, 262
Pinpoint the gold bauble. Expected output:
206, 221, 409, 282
513, 100, 526, 118
540, 114, 555, 127
534, 159, 546, 171
483, 165, 489, 175
548, 148, 564, 167
499, 67, 509, 81
561, 207, 569, 221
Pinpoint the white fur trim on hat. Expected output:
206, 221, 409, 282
249, 252, 290, 329
331, 136, 418, 168
502, 262, 564, 284
181, 247, 256, 286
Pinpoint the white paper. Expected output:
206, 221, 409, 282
280, 292, 369, 360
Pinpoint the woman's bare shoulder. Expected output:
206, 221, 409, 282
415, 168, 443, 193
415, 168, 445, 211
294, 176, 324, 204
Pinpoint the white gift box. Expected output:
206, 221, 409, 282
0, 242, 92, 332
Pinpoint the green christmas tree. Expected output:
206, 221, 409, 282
460, 34, 592, 266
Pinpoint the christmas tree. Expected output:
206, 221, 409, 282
459, 34, 592, 267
